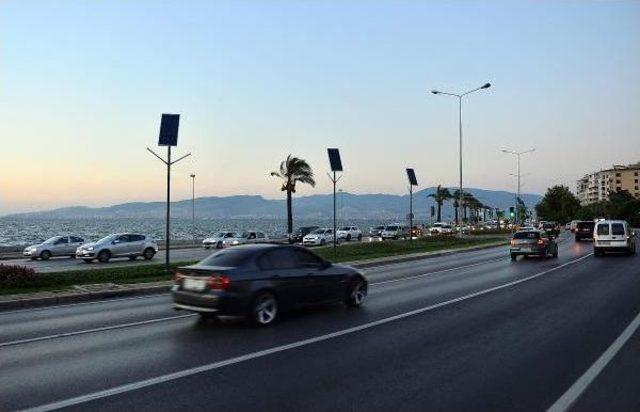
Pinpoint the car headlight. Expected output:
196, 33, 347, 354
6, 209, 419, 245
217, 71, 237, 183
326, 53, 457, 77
85, 246, 94, 251
231, 240, 239, 245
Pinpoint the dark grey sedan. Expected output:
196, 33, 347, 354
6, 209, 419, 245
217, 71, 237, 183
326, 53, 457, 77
172, 244, 368, 326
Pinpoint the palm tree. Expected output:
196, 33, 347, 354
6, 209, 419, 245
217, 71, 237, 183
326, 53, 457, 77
428, 185, 452, 222
270, 154, 316, 235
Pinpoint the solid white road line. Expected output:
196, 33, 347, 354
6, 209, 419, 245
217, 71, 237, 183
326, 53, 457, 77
0, 314, 196, 349
547, 307, 640, 412
23, 253, 592, 412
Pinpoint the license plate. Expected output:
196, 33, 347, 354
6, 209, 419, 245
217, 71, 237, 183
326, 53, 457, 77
598, 240, 610, 245
183, 278, 206, 291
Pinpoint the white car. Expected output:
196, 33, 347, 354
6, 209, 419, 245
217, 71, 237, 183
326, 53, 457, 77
203, 231, 238, 249
224, 231, 269, 247
593, 220, 636, 257
430, 222, 453, 235
303, 228, 335, 246
381, 224, 408, 240
336, 226, 362, 241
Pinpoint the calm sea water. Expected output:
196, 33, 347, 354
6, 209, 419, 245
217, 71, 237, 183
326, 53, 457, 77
0, 217, 385, 247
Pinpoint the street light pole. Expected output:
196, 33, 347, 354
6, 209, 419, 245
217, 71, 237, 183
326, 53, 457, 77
502, 148, 535, 226
190, 173, 196, 245
431, 83, 491, 238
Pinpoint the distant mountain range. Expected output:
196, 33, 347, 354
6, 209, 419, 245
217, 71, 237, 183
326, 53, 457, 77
5, 188, 542, 221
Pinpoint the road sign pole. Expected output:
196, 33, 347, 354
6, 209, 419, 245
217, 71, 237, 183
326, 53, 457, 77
166, 146, 171, 273
333, 171, 337, 255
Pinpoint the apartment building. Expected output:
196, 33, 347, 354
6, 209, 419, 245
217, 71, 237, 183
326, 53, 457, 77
576, 162, 640, 205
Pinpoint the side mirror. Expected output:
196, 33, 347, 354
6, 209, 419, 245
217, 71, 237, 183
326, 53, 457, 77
112, 240, 120, 244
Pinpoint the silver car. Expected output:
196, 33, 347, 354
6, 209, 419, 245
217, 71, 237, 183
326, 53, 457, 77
76, 233, 158, 263
23, 236, 86, 260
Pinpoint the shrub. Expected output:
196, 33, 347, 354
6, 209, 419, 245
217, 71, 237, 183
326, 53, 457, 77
0, 264, 37, 288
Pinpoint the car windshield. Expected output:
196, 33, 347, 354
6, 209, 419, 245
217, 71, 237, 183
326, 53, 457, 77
311, 229, 325, 234
543, 223, 555, 228
514, 232, 540, 239
340, 227, 351, 230
611, 223, 625, 235
97, 234, 118, 243
199, 248, 255, 267
42, 236, 61, 244
577, 222, 594, 229
386, 226, 398, 230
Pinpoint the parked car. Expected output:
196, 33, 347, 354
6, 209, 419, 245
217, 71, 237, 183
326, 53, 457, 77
23, 236, 85, 260
303, 228, 335, 246
337, 226, 362, 241
203, 231, 238, 249
510, 230, 558, 261
574, 221, 595, 241
369, 226, 385, 237
172, 244, 368, 325
430, 222, 453, 235
224, 231, 269, 247
289, 226, 319, 243
76, 233, 157, 263
593, 220, 636, 256
381, 224, 408, 240
410, 225, 423, 238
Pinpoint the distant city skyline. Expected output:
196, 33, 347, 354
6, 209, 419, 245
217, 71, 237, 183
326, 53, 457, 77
1, 1, 639, 214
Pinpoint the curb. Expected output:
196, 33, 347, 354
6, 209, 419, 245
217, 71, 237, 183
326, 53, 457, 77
0, 240, 507, 311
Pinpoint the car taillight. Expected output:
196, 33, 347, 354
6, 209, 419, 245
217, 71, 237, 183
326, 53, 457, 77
537, 239, 545, 245
207, 274, 231, 290
174, 272, 186, 284
510, 240, 516, 246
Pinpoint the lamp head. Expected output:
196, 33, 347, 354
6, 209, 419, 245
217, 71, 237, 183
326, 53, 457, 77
481, 83, 491, 89
431, 90, 440, 94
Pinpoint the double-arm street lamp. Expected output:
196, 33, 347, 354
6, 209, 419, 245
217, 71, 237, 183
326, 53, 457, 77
431, 82, 491, 238
502, 148, 535, 225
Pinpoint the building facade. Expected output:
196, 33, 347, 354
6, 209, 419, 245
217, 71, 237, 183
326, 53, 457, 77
577, 162, 640, 205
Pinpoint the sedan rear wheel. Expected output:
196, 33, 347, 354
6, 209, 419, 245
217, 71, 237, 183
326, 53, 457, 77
249, 292, 278, 326
143, 248, 155, 260
345, 279, 367, 307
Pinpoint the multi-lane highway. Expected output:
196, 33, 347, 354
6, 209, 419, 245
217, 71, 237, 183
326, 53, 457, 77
1, 236, 639, 411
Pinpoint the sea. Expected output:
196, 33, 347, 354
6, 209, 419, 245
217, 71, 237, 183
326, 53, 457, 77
0, 217, 385, 247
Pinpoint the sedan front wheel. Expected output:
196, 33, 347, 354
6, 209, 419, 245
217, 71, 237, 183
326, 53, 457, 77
345, 279, 367, 307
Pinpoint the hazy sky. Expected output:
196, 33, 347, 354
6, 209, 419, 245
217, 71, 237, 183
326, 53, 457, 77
1, 0, 639, 214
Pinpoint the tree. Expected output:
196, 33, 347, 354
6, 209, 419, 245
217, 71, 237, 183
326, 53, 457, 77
270, 154, 316, 234
535, 185, 581, 224
577, 190, 640, 226
428, 185, 452, 222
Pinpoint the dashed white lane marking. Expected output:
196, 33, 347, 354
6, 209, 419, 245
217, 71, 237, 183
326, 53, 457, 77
0, 314, 195, 348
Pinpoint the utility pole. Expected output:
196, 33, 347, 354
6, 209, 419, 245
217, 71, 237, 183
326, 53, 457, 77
431, 82, 491, 238
190, 173, 196, 246
502, 148, 535, 226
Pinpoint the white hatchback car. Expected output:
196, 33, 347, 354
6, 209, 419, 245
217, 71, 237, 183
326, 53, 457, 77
336, 226, 362, 241
303, 228, 335, 246
593, 220, 636, 256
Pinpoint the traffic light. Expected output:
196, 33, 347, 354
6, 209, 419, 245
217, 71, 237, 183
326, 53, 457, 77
509, 207, 515, 217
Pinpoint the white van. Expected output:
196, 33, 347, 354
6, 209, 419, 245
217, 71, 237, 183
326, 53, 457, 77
593, 220, 636, 256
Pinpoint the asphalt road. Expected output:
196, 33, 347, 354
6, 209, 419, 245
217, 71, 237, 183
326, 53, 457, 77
1, 235, 639, 411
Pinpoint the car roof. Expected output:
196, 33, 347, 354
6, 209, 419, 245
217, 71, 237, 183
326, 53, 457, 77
595, 220, 628, 224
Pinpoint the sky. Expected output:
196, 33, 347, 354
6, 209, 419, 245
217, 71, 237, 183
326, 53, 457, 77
1, 0, 639, 215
